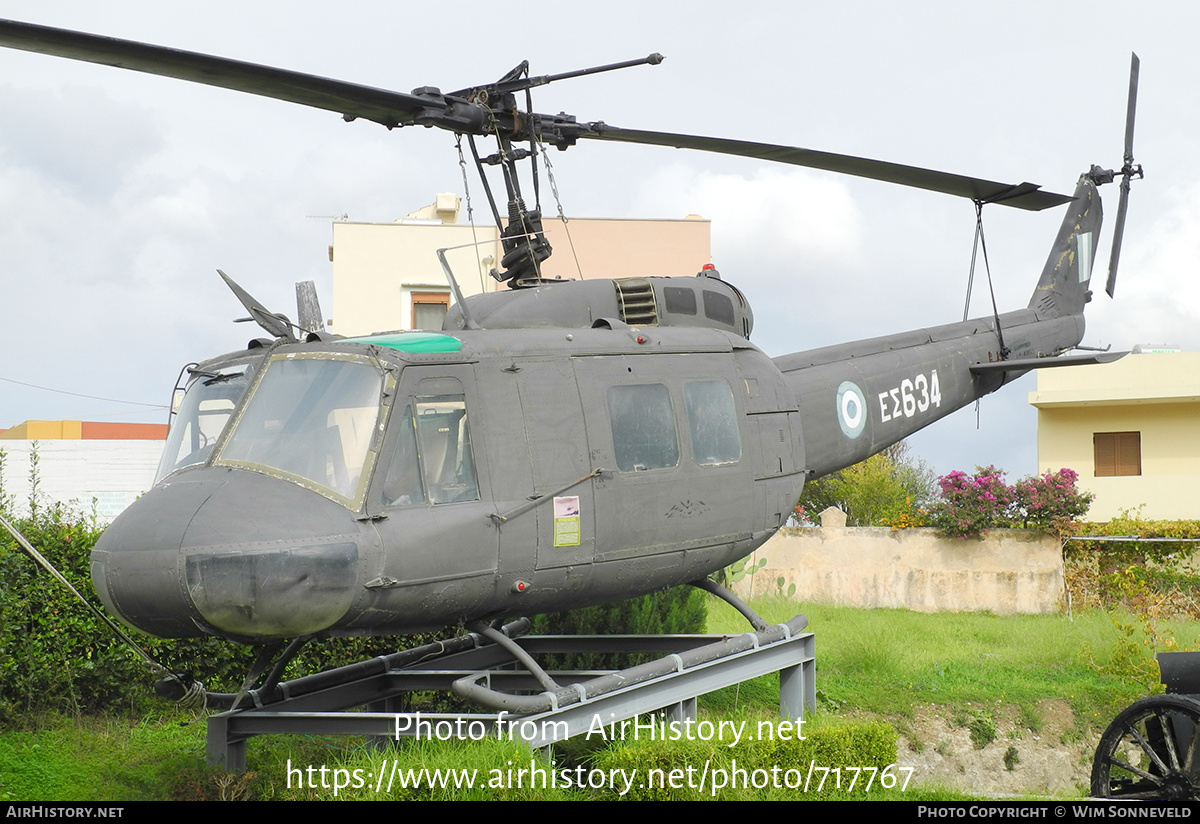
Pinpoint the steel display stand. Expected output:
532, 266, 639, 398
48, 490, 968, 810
207, 623, 815, 770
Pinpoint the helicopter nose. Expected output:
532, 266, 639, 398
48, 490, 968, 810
92, 473, 225, 638
92, 469, 365, 641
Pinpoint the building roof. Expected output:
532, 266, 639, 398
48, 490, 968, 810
1028, 351, 1200, 408
0, 420, 168, 440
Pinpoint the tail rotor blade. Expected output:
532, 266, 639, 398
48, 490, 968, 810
1106, 52, 1140, 299
1106, 180, 1130, 298
1124, 53, 1140, 164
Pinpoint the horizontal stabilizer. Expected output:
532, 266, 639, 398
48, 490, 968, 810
969, 351, 1127, 374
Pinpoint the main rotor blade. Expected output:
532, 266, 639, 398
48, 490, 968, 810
0, 18, 442, 129
0, 18, 1074, 212
581, 127, 1072, 211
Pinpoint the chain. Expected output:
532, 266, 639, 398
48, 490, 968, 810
535, 134, 585, 279
456, 134, 488, 292
536, 134, 568, 224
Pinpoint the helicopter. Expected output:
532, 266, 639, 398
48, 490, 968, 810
0, 20, 1140, 649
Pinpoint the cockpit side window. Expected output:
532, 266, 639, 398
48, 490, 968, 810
156, 366, 251, 482
607, 383, 680, 472
413, 394, 480, 504
381, 405, 426, 507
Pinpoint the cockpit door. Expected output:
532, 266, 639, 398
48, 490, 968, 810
374, 367, 497, 594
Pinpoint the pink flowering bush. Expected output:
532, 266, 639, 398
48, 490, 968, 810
930, 466, 1093, 539
1012, 467, 1094, 530
930, 465, 1014, 539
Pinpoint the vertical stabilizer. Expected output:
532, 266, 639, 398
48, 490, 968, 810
1028, 176, 1103, 319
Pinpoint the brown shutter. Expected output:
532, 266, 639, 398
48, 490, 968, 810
1094, 432, 1141, 477
1116, 432, 1141, 476
1094, 433, 1116, 476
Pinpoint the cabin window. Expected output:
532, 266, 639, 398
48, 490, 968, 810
414, 394, 480, 503
684, 380, 741, 466
703, 290, 735, 326
381, 405, 426, 506
607, 384, 679, 471
663, 286, 697, 315
1094, 431, 1141, 477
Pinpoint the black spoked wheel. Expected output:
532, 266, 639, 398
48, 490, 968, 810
1092, 694, 1200, 800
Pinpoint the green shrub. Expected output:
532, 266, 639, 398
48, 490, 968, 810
1064, 514, 1200, 617
592, 714, 898, 800
530, 586, 707, 670
951, 709, 997, 749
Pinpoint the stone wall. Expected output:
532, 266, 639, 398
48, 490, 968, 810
733, 514, 1063, 614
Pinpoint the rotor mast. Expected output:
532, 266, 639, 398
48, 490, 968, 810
449, 54, 665, 287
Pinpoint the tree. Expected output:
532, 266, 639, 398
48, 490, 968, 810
796, 440, 935, 526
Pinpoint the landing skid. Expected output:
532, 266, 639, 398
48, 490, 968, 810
204, 615, 815, 771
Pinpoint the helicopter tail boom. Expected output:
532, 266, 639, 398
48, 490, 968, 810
774, 174, 1108, 479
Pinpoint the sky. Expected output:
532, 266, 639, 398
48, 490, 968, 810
0, 1, 1196, 479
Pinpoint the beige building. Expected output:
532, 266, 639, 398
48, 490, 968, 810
330, 193, 710, 336
1028, 350, 1200, 520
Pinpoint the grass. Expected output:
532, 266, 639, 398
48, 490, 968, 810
704, 598, 1186, 724
0, 715, 209, 801
3, 597, 1189, 800
1, 711, 974, 801
1017, 703, 1044, 734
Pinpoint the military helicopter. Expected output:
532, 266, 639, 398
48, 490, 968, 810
0, 21, 1139, 653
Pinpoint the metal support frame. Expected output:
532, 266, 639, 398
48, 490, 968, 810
206, 626, 815, 770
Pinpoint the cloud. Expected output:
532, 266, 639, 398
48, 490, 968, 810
630, 164, 864, 271
0, 85, 163, 200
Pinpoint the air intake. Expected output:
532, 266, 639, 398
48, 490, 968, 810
614, 278, 658, 326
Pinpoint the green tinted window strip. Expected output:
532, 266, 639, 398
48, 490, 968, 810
345, 332, 463, 353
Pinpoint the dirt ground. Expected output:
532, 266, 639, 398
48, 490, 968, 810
893, 700, 1094, 797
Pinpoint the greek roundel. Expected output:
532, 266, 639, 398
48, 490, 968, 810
836, 381, 867, 439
